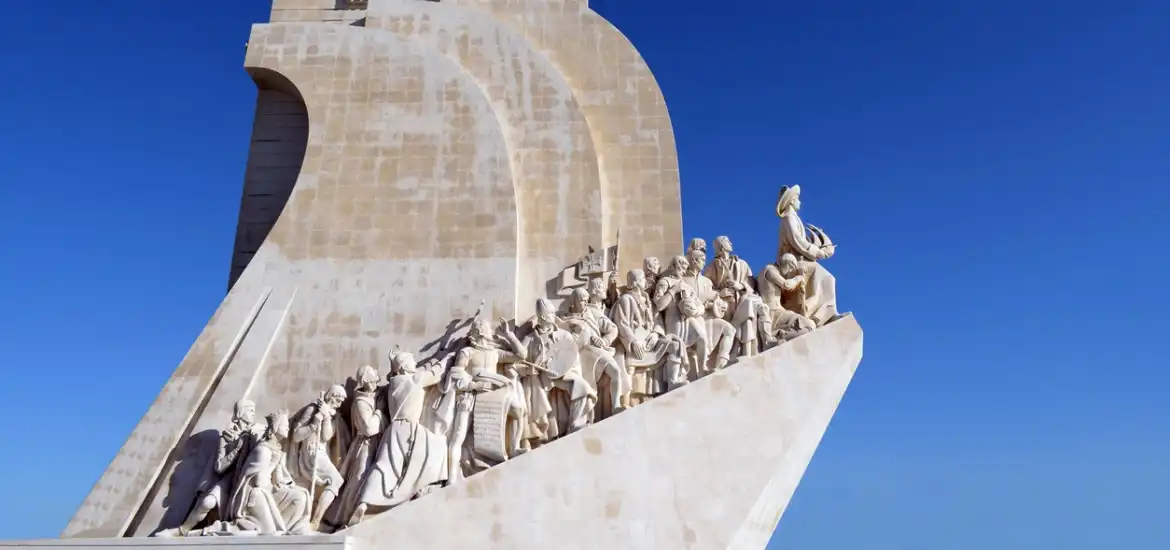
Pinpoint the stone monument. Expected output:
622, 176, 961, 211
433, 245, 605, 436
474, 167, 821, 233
3, 1, 862, 549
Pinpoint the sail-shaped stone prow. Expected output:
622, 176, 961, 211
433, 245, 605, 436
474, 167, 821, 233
342, 316, 863, 550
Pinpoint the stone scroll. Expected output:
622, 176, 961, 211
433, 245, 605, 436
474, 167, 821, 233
471, 388, 512, 463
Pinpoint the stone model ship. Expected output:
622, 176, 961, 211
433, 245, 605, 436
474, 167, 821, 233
10, 1, 864, 549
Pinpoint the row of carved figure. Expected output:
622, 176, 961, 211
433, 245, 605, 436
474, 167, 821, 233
154, 184, 844, 537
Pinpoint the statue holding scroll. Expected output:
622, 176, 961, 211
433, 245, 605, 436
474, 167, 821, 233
445, 320, 529, 479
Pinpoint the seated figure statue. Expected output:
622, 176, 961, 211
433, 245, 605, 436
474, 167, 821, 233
610, 268, 671, 405
444, 320, 529, 479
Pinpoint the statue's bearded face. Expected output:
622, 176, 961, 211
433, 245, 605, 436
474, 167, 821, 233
537, 312, 557, 328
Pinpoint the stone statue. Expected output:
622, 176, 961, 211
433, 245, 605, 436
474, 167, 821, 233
603, 270, 622, 310
642, 256, 662, 294
759, 254, 817, 342
226, 410, 312, 535
687, 237, 707, 260
349, 352, 449, 526
155, 400, 259, 537
324, 366, 384, 530
562, 287, 631, 419
776, 185, 845, 325
288, 385, 348, 527
652, 255, 708, 389
680, 246, 717, 302
585, 277, 610, 319
609, 269, 670, 404
680, 247, 734, 373
446, 320, 529, 478
705, 236, 776, 357
508, 299, 596, 446
701, 297, 738, 376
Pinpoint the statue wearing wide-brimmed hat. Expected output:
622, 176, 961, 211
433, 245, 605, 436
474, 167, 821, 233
776, 185, 847, 326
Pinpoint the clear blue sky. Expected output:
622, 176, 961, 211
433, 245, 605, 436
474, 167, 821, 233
1, 0, 1167, 547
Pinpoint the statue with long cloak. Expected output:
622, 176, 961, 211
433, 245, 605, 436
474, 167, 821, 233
776, 185, 844, 326
349, 353, 449, 525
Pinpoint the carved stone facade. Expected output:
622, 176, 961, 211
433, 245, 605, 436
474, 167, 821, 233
48, 1, 860, 548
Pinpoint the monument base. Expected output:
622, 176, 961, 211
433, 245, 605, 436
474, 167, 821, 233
6, 316, 860, 550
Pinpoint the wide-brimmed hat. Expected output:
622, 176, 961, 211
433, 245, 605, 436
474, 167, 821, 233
776, 185, 801, 216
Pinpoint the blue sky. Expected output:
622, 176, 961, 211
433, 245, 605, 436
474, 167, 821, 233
1, 0, 1168, 547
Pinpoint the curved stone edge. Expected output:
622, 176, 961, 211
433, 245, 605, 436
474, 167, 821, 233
342, 315, 863, 550
366, 1, 607, 320
447, 0, 685, 272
